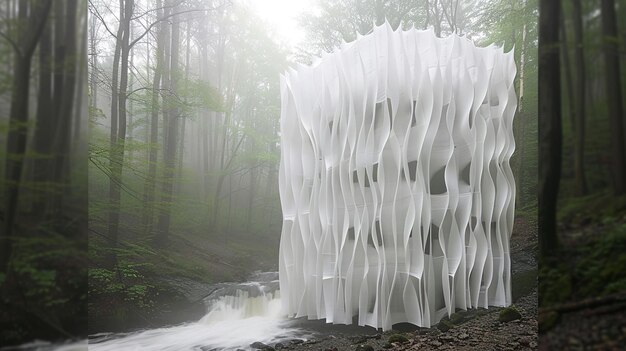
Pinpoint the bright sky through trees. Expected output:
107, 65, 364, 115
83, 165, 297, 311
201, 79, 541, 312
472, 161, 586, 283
246, 0, 314, 48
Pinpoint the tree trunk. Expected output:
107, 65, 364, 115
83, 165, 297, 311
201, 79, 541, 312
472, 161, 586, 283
178, 19, 192, 179
90, 10, 97, 108
2, 58, 33, 273
601, 0, 626, 195
51, 0, 78, 212
515, 16, 528, 209
107, 0, 124, 265
32, 12, 53, 212
1, 0, 53, 273
155, 1, 180, 246
142, 0, 164, 235
560, 11, 575, 129
571, 0, 588, 196
538, 0, 562, 258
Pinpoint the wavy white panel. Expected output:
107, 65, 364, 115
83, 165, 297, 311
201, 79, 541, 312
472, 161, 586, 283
278, 23, 517, 331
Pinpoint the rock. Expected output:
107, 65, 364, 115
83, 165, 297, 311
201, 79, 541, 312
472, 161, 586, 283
382, 342, 393, 349
430, 340, 443, 347
388, 334, 409, 344
518, 336, 532, 346
440, 334, 455, 342
499, 306, 522, 322
437, 319, 455, 332
450, 312, 464, 324
274, 343, 285, 350
250, 342, 274, 350
355, 345, 374, 351
289, 339, 304, 345
458, 333, 469, 340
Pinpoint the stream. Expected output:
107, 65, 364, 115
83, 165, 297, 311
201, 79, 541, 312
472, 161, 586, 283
87, 272, 314, 351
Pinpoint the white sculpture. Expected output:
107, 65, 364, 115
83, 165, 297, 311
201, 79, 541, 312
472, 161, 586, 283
278, 22, 517, 331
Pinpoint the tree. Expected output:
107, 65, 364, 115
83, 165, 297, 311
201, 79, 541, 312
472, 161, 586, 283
155, 0, 181, 245
571, 0, 588, 196
538, 0, 561, 257
1, 0, 53, 273
600, 0, 625, 195
142, 0, 165, 235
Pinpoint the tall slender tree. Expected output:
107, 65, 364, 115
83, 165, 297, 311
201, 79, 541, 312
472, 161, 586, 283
571, 0, 588, 195
538, 0, 562, 257
600, 0, 625, 195
155, 0, 181, 245
1, 0, 53, 272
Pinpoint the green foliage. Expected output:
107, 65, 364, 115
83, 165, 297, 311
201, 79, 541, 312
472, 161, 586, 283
539, 265, 572, 306
89, 261, 156, 310
540, 220, 626, 306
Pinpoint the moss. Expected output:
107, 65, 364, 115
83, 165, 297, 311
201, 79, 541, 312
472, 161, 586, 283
498, 306, 522, 322
388, 334, 409, 344
437, 319, 454, 332
449, 312, 464, 324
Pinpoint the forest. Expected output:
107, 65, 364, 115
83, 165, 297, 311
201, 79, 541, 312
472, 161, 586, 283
0, 0, 88, 344
84, 0, 540, 341
538, 0, 626, 348
2, 0, 621, 349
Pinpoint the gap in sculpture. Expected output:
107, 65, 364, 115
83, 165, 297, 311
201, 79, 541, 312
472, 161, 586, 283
278, 22, 517, 331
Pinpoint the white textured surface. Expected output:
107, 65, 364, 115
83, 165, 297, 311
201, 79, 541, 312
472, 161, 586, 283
278, 23, 517, 330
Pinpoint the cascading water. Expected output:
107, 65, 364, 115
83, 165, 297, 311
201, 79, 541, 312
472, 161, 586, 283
88, 272, 310, 351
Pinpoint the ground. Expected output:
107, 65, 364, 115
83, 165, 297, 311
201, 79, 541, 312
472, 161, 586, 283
537, 194, 626, 350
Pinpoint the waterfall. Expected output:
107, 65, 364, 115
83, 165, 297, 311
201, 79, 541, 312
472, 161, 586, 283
88, 272, 307, 351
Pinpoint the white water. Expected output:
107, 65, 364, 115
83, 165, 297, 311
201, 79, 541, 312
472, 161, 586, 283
88, 275, 310, 351
0, 340, 87, 351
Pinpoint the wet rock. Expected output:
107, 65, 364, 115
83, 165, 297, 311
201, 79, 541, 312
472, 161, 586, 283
499, 306, 522, 322
274, 343, 285, 350
437, 319, 455, 332
450, 312, 464, 324
289, 339, 304, 345
250, 342, 274, 350
354, 345, 374, 351
458, 333, 470, 340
